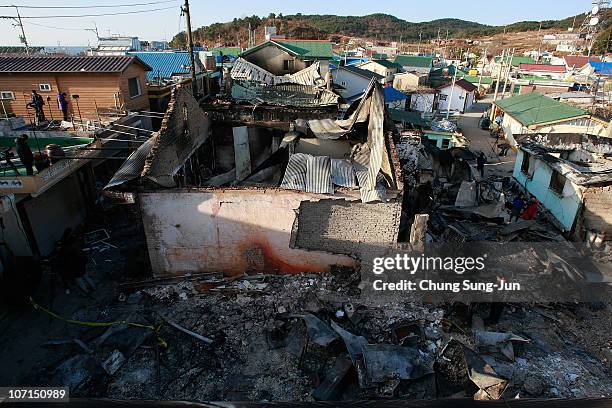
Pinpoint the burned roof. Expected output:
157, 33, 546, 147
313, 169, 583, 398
517, 133, 612, 186
0, 55, 151, 73
231, 81, 339, 108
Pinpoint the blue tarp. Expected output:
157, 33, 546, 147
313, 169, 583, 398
589, 61, 612, 76
383, 87, 408, 102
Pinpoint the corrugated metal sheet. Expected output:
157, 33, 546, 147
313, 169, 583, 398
0, 55, 151, 73
129, 52, 191, 80
331, 159, 356, 188
104, 137, 154, 189
305, 155, 333, 194
231, 80, 339, 107
230, 57, 325, 87
280, 153, 308, 190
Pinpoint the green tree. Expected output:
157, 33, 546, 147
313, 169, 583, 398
170, 31, 187, 49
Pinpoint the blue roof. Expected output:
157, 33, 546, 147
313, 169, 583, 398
129, 51, 192, 81
383, 87, 408, 102
589, 61, 612, 76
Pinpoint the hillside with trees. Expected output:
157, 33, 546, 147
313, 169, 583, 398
170, 11, 612, 53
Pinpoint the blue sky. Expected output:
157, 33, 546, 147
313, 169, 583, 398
0, 0, 588, 46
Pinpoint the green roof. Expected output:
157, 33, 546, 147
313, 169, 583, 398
462, 75, 493, 85
240, 40, 333, 60
494, 55, 535, 67
430, 65, 467, 77
389, 109, 428, 127
393, 55, 434, 68
494, 93, 588, 127
369, 59, 401, 69
210, 47, 241, 56
372, 53, 388, 59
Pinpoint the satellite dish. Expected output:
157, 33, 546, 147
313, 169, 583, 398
590, 16, 600, 26
593, 5, 600, 15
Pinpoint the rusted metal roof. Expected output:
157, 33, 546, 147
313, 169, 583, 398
0, 55, 151, 73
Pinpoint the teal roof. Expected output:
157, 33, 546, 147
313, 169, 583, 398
129, 52, 191, 80
241, 40, 333, 60
393, 55, 433, 68
494, 92, 588, 126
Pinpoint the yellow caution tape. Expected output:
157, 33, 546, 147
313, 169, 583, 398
30, 297, 168, 349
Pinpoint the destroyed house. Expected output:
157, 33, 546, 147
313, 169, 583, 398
105, 80, 403, 277
513, 133, 612, 240
239, 40, 333, 76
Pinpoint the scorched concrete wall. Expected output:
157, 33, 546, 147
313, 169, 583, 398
140, 189, 360, 277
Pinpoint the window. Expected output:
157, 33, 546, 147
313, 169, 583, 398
0, 91, 14, 100
549, 171, 567, 195
521, 151, 535, 178
128, 77, 141, 98
439, 94, 448, 101
283, 59, 294, 71
441, 138, 451, 149
39, 83, 52, 92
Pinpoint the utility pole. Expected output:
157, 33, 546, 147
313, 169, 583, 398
501, 48, 515, 99
446, 50, 461, 120
477, 47, 487, 92
14, 6, 29, 55
182, 0, 197, 96
491, 49, 506, 122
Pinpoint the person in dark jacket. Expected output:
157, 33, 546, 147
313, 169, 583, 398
57, 92, 69, 121
15, 134, 34, 175
27, 90, 45, 123
476, 152, 487, 178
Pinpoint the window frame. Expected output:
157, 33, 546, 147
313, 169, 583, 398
128, 77, 142, 98
0, 91, 15, 100
282, 59, 294, 72
549, 170, 567, 196
38, 83, 52, 92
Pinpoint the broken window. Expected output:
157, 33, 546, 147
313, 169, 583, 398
549, 171, 567, 195
128, 77, 141, 98
283, 59, 294, 71
520, 152, 532, 177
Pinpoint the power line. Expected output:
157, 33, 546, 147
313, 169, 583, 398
0, 0, 177, 8
0, 5, 178, 19
23, 21, 97, 31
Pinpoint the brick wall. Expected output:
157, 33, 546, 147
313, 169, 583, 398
582, 185, 612, 239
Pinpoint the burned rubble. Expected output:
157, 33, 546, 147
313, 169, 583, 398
1, 58, 611, 405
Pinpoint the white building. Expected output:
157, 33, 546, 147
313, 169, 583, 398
436, 79, 477, 113
357, 60, 400, 84
331, 65, 384, 99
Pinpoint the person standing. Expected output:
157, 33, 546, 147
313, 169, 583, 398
476, 152, 487, 178
27, 90, 46, 124
510, 195, 525, 222
15, 134, 34, 176
522, 197, 539, 220
57, 92, 69, 121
